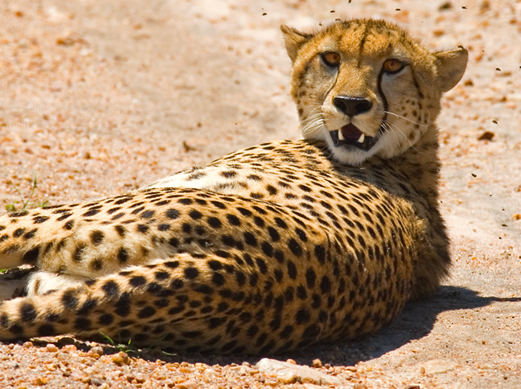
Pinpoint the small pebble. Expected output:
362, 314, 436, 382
477, 131, 494, 141
32, 377, 48, 386
46, 343, 59, 352
112, 351, 131, 366
89, 345, 105, 357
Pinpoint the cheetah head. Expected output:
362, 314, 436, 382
281, 19, 467, 165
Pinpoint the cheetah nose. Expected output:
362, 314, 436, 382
333, 96, 372, 117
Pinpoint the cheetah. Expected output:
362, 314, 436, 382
0, 19, 467, 354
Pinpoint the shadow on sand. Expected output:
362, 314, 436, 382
28, 285, 521, 366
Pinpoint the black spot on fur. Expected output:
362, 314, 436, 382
165, 209, 180, 219
13, 228, 25, 238
78, 298, 98, 315
189, 210, 203, 220
314, 245, 326, 264
102, 280, 119, 297
115, 225, 126, 237
221, 170, 237, 178
20, 303, 37, 322
243, 232, 257, 246
169, 237, 179, 247
221, 235, 235, 247
138, 306, 156, 318
62, 290, 79, 310
296, 308, 311, 324
137, 224, 149, 233
305, 268, 316, 288
229, 207, 248, 220
207, 217, 222, 228
158, 223, 170, 231
91, 259, 103, 271
274, 217, 287, 229
90, 230, 104, 245
261, 241, 273, 257
83, 209, 99, 217
266, 185, 278, 195
117, 247, 129, 263
9, 324, 23, 335
184, 267, 199, 279
211, 201, 226, 209
208, 260, 222, 270
33, 216, 49, 224
165, 260, 180, 269
212, 273, 225, 286
194, 284, 213, 294
287, 260, 297, 279
23, 228, 37, 240
320, 275, 331, 293
98, 313, 114, 326
280, 325, 293, 339
130, 276, 146, 287
255, 257, 267, 273
73, 244, 86, 262
253, 216, 264, 227
37, 324, 55, 336
141, 210, 155, 219
226, 214, 241, 226
267, 226, 280, 242
115, 293, 131, 317
74, 318, 91, 331
288, 239, 302, 256
22, 246, 40, 264
295, 228, 307, 242
154, 271, 169, 281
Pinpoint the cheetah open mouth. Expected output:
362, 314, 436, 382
329, 124, 378, 151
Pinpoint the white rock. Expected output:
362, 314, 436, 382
255, 358, 345, 386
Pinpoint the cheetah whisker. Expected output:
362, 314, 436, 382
383, 110, 429, 127
301, 110, 326, 139
380, 121, 421, 152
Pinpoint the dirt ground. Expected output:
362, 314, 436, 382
0, 0, 520, 387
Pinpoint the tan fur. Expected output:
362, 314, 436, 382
0, 19, 466, 354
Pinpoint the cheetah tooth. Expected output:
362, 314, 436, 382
357, 133, 365, 143
338, 130, 344, 141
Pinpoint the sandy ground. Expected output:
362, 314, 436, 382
0, 0, 520, 387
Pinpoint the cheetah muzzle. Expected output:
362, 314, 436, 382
0, 18, 467, 354
329, 124, 379, 151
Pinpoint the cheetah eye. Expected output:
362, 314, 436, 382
320, 52, 341, 68
382, 58, 405, 74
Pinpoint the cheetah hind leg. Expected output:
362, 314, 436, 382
0, 269, 88, 303
0, 255, 250, 352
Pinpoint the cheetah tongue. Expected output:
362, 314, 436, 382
330, 124, 377, 151
340, 124, 364, 143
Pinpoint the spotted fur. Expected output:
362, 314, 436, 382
0, 19, 466, 354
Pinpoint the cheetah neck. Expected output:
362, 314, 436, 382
396, 125, 441, 203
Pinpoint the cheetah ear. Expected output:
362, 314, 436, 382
434, 46, 468, 92
281, 25, 312, 63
